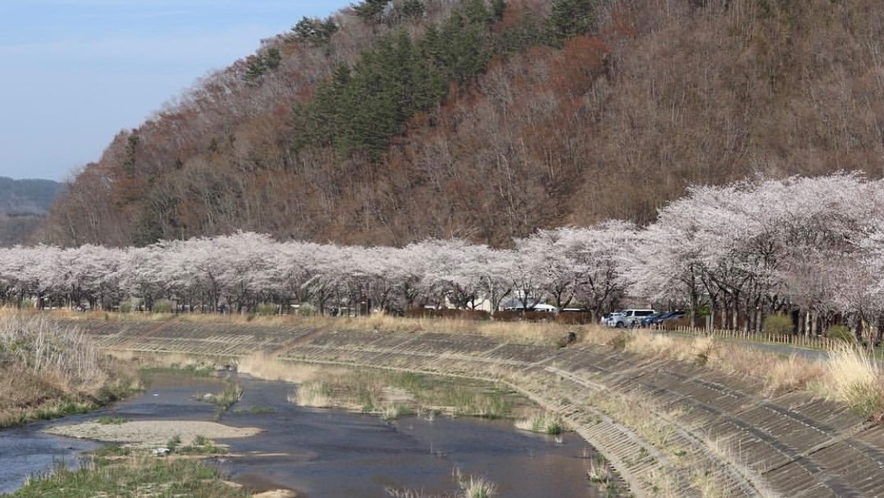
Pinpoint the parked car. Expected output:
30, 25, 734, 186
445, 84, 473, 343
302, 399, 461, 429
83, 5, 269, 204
642, 310, 686, 327
531, 303, 559, 313
503, 303, 559, 313
608, 309, 656, 328
602, 311, 624, 327
638, 312, 667, 327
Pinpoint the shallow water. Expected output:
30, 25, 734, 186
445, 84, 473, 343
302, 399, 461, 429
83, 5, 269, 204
0, 425, 100, 494
1, 373, 601, 497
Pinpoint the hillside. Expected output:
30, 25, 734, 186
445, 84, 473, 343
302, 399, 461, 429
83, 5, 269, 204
0, 177, 63, 246
0, 177, 61, 216
43, 0, 884, 247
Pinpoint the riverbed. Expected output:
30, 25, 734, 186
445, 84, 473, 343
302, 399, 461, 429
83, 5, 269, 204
2, 372, 602, 497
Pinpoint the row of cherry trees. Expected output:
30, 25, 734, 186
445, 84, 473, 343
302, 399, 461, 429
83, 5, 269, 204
5, 174, 884, 338
0, 223, 631, 318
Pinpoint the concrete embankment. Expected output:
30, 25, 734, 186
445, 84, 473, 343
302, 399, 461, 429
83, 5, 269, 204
74, 318, 884, 497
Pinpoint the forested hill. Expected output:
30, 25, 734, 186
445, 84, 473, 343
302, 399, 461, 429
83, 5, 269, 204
44, 0, 884, 248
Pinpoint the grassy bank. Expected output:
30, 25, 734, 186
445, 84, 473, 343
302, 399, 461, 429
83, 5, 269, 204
0, 314, 139, 428
229, 311, 884, 420
8, 456, 247, 498
35, 309, 884, 419
599, 328, 884, 419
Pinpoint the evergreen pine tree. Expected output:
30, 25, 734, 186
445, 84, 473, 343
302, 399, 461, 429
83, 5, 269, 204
547, 0, 595, 45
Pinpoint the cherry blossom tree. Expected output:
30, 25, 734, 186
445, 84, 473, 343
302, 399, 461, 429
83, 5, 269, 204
119, 243, 165, 309
515, 230, 579, 310
560, 221, 637, 320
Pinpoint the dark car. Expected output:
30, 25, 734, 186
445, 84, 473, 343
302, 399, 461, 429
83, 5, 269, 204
639, 312, 667, 327
642, 310, 686, 327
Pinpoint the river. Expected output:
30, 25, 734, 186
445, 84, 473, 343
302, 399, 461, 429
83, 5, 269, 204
1, 372, 602, 497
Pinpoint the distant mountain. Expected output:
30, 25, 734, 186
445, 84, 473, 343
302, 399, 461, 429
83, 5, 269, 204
0, 177, 64, 246
0, 176, 64, 216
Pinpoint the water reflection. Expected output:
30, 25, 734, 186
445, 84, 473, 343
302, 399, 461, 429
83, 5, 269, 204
0, 424, 100, 494
219, 376, 600, 497
1, 373, 601, 497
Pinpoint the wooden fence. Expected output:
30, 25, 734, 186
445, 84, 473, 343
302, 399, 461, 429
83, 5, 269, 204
671, 326, 839, 350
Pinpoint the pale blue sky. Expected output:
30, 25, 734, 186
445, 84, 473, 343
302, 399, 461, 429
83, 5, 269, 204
0, 0, 346, 182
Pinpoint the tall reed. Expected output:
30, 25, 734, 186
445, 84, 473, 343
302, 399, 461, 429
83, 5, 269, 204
0, 314, 131, 427
825, 343, 884, 418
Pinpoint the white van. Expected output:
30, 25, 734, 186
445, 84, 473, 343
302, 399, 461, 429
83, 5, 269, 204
610, 309, 656, 328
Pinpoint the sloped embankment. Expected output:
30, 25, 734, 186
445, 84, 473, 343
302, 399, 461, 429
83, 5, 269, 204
79, 319, 884, 497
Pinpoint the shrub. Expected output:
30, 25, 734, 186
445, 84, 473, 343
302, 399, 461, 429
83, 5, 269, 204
295, 303, 317, 316
166, 434, 182, 452
118, 299, 137, 313
763, 314, 794, 336
827, 325, 855, 343
453, 468, 497, 498
255, 303, 279, 316
152, 299, 173, 314
515, 411, 564, 434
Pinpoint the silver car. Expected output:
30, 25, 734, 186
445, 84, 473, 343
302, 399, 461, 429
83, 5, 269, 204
603, 312, 625, 327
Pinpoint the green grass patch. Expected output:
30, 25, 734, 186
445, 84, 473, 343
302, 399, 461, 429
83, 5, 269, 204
250, 405, 274, 414
94, 415, 128, 425
177, 434, 227, 455
292, 368, 514, 420
8, 457, 248, 498
87, 444, 132, 465
1, 400, 96, 429
166, 434, 182, 452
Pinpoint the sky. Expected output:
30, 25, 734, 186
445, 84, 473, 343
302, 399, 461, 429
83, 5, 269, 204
0, 0, 347, 182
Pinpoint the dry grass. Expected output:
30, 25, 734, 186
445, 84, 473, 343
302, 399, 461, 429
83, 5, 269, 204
384, 468, 498, 498
623, 331, 679, 356
105, 310, 580, 346
703, 436, 779, 498
643, 468, 678, 498
824, 343, 884, 418
689, 466, 723, 498
289, 382, 335, 408
0, 314, 136, 426
106, 350, 220, 372
588, 389, 679, 459
237, 353, 326, 383
586, 455, 612, 485
305, 313, 578, 346
514, 410, 564, 434
453, 468, 497, 498
755, 353, 826, 396
587, 327, 830, 397
0, 314, 105, 387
